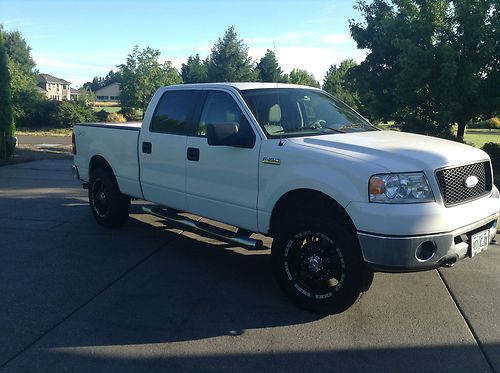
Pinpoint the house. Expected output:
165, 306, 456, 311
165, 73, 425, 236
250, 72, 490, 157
70, 88, 79, 101
37, 74, 72, 101
94, 82, 121, 102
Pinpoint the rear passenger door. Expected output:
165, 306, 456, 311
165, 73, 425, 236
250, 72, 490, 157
139, 89, 204, 210
185, 90, 260, 231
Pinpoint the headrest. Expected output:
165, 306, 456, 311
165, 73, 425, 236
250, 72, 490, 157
268, 104, 281, 123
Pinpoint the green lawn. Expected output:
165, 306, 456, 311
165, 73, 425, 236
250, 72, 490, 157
464, 129, 500, 148
92, 106, 121, 113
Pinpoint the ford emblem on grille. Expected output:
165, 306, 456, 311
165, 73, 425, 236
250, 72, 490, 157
465, 175, 479, 188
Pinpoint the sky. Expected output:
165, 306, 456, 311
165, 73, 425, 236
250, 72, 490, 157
0, 0, 367, 87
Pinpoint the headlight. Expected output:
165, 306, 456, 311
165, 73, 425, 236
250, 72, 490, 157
369, 172, 434, 203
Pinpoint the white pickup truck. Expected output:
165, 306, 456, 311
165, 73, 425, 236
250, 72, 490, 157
73, 83, 499, 314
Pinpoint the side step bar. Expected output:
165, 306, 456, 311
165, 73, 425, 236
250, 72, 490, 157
142, 206, 264, 250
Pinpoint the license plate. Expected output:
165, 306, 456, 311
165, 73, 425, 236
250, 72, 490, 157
471, 230, 489, 257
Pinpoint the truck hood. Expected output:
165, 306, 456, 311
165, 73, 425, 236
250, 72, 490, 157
291, 130, 489, 172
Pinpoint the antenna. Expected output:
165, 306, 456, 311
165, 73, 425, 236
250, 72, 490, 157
273, 41, 278, 87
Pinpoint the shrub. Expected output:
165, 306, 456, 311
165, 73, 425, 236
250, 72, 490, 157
95, 109, 108, 122
469, 117, 500, 130
119, 107, 142, 121
51, 101, 96, 128
106, 112, 126, 123
482, 142, 500, 176
15, 99, 96, 128
15, 99, 58, 128
482, 142, 500, 187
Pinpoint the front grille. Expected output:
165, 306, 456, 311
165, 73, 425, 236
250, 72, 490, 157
436, 161, 492, 206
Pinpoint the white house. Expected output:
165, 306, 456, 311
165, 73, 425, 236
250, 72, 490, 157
37, 74, 72, 101
94, 82, 121, 102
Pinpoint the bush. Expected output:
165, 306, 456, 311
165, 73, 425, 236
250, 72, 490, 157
15, 99, 96, 128
106, 112, 126, 123
469, 117, 500, 130
118, 107, 142, 121
482, 142, 500, 176
50, 101, 96, 128
95, 109, 108, 122
15, 99, 58, 128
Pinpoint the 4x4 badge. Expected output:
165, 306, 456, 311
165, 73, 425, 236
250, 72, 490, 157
465, 175, 478, 188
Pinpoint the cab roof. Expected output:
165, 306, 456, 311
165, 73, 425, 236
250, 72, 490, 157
163, 82, 322, 91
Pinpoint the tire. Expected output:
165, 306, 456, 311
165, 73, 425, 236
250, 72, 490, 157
88, 167, 130, 228
272, 214, 373, 314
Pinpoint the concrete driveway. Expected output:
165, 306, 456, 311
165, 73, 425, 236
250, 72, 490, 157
0, 160, 498, 372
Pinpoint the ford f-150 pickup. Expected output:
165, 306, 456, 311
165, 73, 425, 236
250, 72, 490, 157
72, 83, 499, 314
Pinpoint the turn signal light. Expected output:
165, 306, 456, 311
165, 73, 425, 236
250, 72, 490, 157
369, 176, 384, 195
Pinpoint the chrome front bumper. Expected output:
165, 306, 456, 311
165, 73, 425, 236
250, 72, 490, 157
358, 213, 498, 272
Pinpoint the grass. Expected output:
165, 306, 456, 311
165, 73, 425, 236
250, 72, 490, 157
92, 106, 121, 113
463, 129, 500, 148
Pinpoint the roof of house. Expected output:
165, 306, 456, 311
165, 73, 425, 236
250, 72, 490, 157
37, 73, 71, 85
93, 82, 121, 94
70, 88, 79, 94
36, 86, 47, 93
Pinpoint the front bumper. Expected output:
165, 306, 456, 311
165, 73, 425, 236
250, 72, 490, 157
358, 213, 498, 272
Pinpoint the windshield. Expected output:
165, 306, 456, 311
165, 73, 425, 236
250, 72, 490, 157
241, 88, 377, 138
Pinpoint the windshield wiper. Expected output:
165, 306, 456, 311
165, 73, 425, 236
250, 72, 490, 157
337, 123, 365, 131
275, 126, 341, 134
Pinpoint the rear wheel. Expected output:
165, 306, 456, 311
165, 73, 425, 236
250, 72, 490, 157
89, 168, 130, 227
272, 214, 373, 314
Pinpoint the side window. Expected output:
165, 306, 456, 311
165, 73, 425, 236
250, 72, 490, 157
150, 90, 202, 135
197, 91, 253, 139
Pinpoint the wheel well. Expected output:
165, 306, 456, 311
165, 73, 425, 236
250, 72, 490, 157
269, 189, 357, 237
89, 155, 115, 180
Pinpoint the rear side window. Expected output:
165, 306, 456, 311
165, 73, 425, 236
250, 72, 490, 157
150, 90, 203, 135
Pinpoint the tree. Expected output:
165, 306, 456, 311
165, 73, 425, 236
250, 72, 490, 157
2, 28, 36, 76
1, 25, 39, 130
83, 70, 121, 92
181, 54, 208, 83
206, 26, 256, 82
118, 46, 182, 113
0, 31, 14, 159
77, 86, 96, 105
350, 0, 499, 141
288, 68, 320, 87
256, 49, 286, 82
323, 59, 361, 111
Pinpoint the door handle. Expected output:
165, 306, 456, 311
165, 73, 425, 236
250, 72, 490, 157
142, 142, 152, 154
187, 147, 199, 161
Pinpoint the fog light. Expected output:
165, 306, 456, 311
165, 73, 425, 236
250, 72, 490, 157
415, 241, 436, 262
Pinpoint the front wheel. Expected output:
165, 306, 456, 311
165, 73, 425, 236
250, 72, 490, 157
272, 215, 373, 314
89, 168, 130, 228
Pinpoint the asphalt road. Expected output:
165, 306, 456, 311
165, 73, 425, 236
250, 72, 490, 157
0, 160, 498, 372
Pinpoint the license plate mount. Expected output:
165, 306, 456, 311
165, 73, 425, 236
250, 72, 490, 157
470, 230, 489, 258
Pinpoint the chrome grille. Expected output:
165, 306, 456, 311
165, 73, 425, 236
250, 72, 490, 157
436, 161, 492, 206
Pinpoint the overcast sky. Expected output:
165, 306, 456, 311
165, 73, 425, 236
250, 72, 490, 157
0, 0, 367, 87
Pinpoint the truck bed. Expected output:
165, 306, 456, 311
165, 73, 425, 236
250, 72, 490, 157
73, 122, 143, 198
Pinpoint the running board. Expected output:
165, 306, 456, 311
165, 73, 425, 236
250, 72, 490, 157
142, 206, 264, 250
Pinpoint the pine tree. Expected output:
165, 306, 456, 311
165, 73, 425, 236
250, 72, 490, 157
256, 49, 285, 82
206, 26, 256, 82
181, 54, 208, 83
